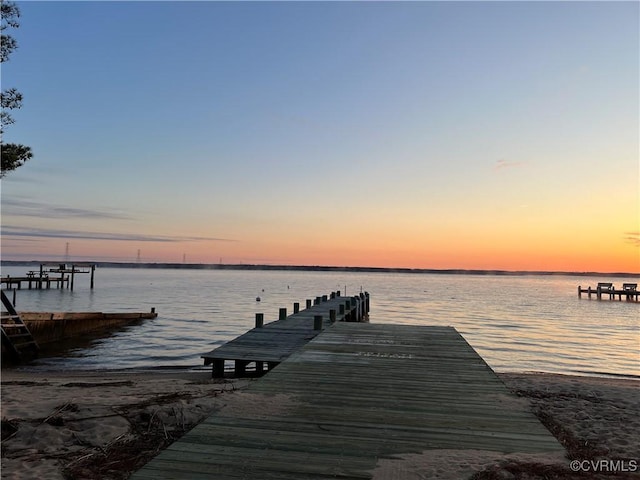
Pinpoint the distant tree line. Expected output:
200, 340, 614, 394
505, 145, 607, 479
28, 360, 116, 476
0, 260, 625, 276
1, 0, 32, 178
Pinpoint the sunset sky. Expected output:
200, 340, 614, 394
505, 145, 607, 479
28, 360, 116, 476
1, 1, 638, 273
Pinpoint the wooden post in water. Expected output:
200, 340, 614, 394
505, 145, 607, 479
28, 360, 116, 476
306, 299, 312, 309
322, 295, 328, 302
293, 302, 300, 314
345, 299, 352, 322
339, 303, 345, 319
336, 290, 341, 297
330, 309, 336, 323
70, 265, 75, 291
90, 265, 95, 289
279, 308, 287, 321
578, 286, 581, 298
314, 315, 323, 331
255, 313, 264, 328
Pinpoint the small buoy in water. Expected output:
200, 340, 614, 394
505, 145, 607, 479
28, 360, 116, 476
256, 296, 261, 302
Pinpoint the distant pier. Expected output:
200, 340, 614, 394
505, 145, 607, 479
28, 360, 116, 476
578, 282, 638, 301
1, 263, 96, 292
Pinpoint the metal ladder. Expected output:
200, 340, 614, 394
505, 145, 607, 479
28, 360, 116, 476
1, 290, 39, 361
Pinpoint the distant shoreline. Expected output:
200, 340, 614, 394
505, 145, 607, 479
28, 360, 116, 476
1, 260, 637, 277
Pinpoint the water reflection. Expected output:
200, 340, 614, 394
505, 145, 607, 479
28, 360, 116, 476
2, 266, 638, 377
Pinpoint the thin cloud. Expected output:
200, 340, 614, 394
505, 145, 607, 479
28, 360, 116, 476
624, 231, 640, 246
494, 159, 525, 171
2, 198, 133, 220
0, 226, 237, 243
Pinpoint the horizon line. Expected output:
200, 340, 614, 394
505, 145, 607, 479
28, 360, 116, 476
1, 259, 637, 277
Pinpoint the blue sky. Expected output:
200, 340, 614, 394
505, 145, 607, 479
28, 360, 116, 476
1, 1, 638, 271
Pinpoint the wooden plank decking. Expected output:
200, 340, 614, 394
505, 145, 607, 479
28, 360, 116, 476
133, 323, 565, 479
202, 293, 368, 377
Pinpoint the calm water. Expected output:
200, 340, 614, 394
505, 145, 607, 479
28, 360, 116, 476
2, 266, 638, 378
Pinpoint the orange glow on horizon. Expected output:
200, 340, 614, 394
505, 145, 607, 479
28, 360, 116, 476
18, 239, 633, 273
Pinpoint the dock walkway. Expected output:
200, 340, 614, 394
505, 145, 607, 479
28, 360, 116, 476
134, 323, 565, 479
202, 292, 368, 377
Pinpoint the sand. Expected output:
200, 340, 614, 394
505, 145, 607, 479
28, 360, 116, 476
1, 370, 252, 479
1, 370, 638, 479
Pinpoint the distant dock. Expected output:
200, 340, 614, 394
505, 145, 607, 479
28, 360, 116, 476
578, 282, 638, 301
1, 263, 96, 291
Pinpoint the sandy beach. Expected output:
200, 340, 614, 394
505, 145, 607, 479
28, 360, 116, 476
1, 370, 638, 479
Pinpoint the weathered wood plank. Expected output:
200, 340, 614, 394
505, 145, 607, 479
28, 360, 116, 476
133, 323, 564, 479
201, 295, 367, 374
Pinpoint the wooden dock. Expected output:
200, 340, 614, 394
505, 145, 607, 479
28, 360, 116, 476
1, 262, 96, 291
202, 292, 369, 377
133, 323, 565, 479
18, 309, 158, 346
578, 282, 639, 301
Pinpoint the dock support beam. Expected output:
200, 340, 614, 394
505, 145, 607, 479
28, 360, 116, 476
211, 359, 225, 378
